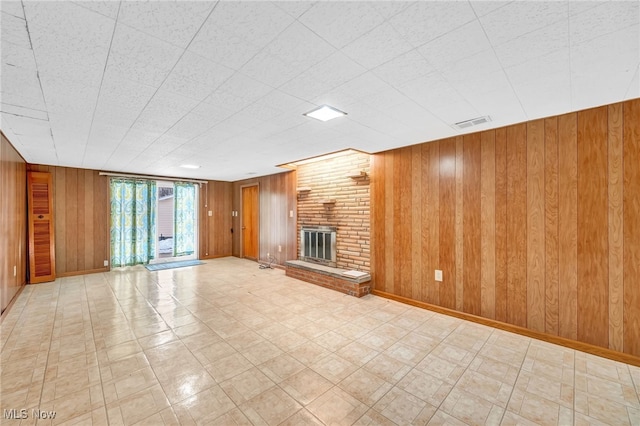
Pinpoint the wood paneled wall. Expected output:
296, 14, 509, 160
371, 99, 640, 356
199, 180, 233, 259
27, 165, 109, 276
1, 132, 27, 313
232, 171, 297, 266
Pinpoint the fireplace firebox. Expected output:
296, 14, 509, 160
300, 226, 337, 267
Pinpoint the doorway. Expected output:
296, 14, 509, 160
241, 185, 259, 260
153, 181, 198, 263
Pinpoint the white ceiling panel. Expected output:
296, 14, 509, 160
479, 1, 568, 46
118, 1, 214, 48
493, 20, 568, 69
569, 1, 639, 46
389, 1, 477, 48
341, 22, 413, 69
299, 2, 385, 49
1, 1, 637, 181
417, 20, 493, 71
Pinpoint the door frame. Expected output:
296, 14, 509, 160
240, 183, 259, 260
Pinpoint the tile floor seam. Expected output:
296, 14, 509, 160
85, 275, 113, 425
29, 282, 61, 421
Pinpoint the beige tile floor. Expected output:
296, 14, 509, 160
1, 257, 639, 425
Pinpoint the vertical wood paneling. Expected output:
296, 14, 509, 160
411, 145, 422, 301
495, 128, 508, 323
1, 132, 27, 312
384, 152, 395, 293
608, 103, 624, 351
558, 114, 578, 340
463, 134, 481, 315
454, 137, 464, 311
393, 150, 403, 295
232, 171, 297, 267
84, 170, 95, 270
77, 170, 86, 272
506, 123, 527, 327
370, 99, 640, 357
527, 119, 546, 332
623, 99, 640, 355
65, 170, 78, 273
577, 107, 609, 347
544, 117, 560, 335
371, 155, 385, 290
423, 142, 439, 305
55, 168, 67, 273
394, 148, 413, 297
439, 139, 456, 309
481, 131, 496, 319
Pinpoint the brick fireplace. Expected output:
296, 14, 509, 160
285, 150, 371, 297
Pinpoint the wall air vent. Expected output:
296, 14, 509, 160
453, 115, 492, 130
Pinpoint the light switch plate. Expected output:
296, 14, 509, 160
435, 270, 443, 282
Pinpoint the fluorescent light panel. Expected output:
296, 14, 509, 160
304, 105, 347, 122
180, 164, 200, 169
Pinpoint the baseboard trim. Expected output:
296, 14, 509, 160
58, 267, 108, 278
371, 289, 640, 367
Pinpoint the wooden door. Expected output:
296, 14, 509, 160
241, 185, 259, 260
28, 172, 56, 283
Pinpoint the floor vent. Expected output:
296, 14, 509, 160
453, 115, 492, 130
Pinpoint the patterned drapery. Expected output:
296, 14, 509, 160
110, 178, 157, 267
174, 182, 196, 257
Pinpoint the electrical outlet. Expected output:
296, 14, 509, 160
289, 210, 294, 218
208, 210, 212, 216
13, 265, 16, 277
278, 245, 282, 252
435, 270, 443, 282
104, 260, 109, 267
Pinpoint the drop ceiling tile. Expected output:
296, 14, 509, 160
372, 50, 436, 89
97, 75, 157, 112
342, 22, 413, 69
479, 1, 568, 46
397, 72, 466, 111
279, 51, 366, 101
625, 66, 640, 100
389, 2, 477, 47
263, 22, 336, 71
108, 25, 183, 87
469, 1, 511, 18
189, 102, 235, 124
213, 73, 272, 105
272, 1, 316, 19
494, 20, 568, 69
240, 51, 303, 88
164, 112, 216, 140
161, 74, 217, 102
417, 20, 493, 70
371, 2, 413, 20
1, 1, 25, 18
299, 2, 385, 49
0, 103, 48, 121
1, 12, 30, 48
505, 49, 569, 87
436, 49, 504, 85
569, 1, 639, 46
72, 1, 120, 20
1, 42, 37, 73
118, 1, 214, 48
171, 51, 235, 89
331, 72, 392, 105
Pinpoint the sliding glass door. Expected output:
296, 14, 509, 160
110, 178, 198, 267
151, 181, 198, 263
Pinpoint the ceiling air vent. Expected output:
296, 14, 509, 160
453, 115, 492, 130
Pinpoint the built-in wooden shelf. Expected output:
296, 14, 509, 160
346, 170, 368, 179
296, 187, 311, 192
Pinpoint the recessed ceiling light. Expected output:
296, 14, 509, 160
180, 164, 200, 169
303, 105, 347, 122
